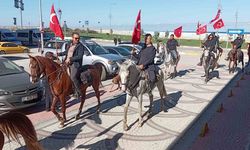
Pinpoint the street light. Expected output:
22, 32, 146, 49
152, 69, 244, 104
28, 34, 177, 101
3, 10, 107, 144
14, 0, 24, 28
109, 3, 116, 33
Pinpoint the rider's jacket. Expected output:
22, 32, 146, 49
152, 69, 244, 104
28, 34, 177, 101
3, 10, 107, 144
203, 37, 219, 53
166, 39, 179, 51
233, 37, 244, 50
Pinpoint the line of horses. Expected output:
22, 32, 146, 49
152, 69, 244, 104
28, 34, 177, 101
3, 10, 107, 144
0, 45, 245, 149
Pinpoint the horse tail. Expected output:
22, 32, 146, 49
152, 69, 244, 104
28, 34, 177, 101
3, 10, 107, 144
0, 112, 43, 150
94, 63, 104, 88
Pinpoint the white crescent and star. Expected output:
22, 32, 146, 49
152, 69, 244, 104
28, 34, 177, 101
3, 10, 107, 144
50, 13, 56, 24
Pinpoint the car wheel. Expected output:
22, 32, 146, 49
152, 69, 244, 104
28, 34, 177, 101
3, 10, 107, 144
0, 50, 6, 55
100, 65, 107, 81
23, 49, 29, 53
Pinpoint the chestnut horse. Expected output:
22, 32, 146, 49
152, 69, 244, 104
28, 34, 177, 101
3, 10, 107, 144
0, 112, 42, 150
29, 55, 102, 127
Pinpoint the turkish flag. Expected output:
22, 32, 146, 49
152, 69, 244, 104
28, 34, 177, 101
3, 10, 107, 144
196, 25, 207, 35
210, 9, 221, 24
213, 18, 224, 30
132, 10, 141, 44
174, 26, 182, 38
50, 4, 64, 40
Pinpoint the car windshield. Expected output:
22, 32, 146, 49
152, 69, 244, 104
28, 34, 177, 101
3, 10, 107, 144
3, 32, 15, 38
86, 43, 109, 55
44, 42, 64, 49
113, 47, 131, 56
0, 59, 23, 76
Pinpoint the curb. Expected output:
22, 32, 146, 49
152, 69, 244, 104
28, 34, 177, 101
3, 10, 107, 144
168, 68, 243, 150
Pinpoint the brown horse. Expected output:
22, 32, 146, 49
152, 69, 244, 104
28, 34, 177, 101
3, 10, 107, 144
29, 55, 102, 127
228, 49, 237, 74
0, 112, 42, 150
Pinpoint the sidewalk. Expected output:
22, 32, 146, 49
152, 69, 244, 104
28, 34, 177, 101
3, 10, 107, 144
189, 72, 250, 150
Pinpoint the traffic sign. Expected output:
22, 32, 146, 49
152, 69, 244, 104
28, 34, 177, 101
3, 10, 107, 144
227, 29, 244, 35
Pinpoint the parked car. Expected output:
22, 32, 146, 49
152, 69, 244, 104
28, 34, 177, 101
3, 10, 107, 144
0, 57, 43, 111
42, 40, 66, 61
44, 40, 125, 80
118, 44, 163, 65
0, 42, 30, 54
119, 41, 145, 48
103, 46, 132, 59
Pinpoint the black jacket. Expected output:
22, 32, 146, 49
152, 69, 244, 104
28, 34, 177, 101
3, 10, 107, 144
233, 38, 244, 49
167, 39, 179, 51
134, 45, 156, 71
58, 42, 85, 68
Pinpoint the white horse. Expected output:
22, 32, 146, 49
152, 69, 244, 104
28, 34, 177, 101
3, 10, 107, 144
164, 50, 180, 79
118, 60, 167, 131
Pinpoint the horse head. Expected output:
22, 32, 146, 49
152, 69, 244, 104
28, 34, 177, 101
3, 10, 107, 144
118, 59, 137, 91
29, 55, 46, 83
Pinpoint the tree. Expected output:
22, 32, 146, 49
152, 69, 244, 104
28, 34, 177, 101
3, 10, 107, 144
154, 31, 160, 41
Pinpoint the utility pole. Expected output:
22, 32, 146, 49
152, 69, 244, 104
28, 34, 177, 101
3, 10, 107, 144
235, 10, 238, 28
39, 0, 44, 53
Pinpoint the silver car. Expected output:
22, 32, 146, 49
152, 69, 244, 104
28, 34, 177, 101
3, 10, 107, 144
0, 57, 43, 111
43, 40, 125, 80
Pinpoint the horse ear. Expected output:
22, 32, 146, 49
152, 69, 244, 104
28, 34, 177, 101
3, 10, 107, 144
28, 55, 34, 59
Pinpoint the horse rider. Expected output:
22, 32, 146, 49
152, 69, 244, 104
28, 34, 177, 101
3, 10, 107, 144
166, 34, 180, 63
197, 33, 219, 66
225, 34, 244, 61
57, 32, 85, 98
132, 33, 157, 89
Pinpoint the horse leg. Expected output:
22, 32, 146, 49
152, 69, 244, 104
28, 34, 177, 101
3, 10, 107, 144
123, 94, 133, 131
58, 94, 67, 128
138, 94, 143, 127
93, 83, 101, 113
75, 89, 86, 120
51, 96, 63, 122
148, 92, 154, 115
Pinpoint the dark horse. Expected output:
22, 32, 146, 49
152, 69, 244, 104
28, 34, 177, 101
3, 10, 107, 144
202, 46, 222, 83
228, 46, 244, 74
29, 55, 102, 127
0, 112, 42, 150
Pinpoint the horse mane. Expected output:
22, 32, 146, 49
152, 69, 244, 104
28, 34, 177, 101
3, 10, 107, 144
35, 56, 61, 69
0, 112, 43, 150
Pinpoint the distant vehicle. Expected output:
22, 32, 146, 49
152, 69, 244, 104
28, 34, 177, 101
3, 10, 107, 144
118, 43, 163, 65
118, 41, 145, 48
16, 29, 50, 46
103, 46, 132, 59
0, 42, 30, 54
0, 29, 22, 45
0, 57, 43, 111
43, 40, 125, 80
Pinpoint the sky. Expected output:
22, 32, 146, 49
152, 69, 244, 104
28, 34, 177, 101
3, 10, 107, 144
0, 0, 250, 31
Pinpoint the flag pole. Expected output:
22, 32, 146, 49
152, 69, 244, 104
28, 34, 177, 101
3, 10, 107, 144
39, 0, 44, 54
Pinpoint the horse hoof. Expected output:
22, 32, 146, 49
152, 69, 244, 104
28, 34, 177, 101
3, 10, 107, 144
75, 115, 80, 120
59, 123, 65, 128
123, 124, 129, 131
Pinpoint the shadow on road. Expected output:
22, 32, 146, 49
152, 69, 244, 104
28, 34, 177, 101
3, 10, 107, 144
178, 69, 195, 77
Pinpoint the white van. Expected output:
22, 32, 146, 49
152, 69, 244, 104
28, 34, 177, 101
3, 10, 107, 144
0, 29, 22, 45
16, 29, 50, 46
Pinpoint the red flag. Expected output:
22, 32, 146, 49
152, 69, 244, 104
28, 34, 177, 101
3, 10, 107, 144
50, 4, 64, 40
174, 26, 182, 38
209, 9, 221, 24
213, 18, 224, 29
196, 25, 207, 35
132, 10, 141, 44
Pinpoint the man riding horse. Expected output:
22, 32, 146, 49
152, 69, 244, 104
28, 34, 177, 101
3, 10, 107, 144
197, 33, 220, 66
166, 34, 180, 63
132, 33, 156, 89
225, 34, 244, 61
57, 32, 85, 99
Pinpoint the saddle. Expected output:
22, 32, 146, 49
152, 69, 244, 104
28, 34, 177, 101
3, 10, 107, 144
79, 65, 93, 86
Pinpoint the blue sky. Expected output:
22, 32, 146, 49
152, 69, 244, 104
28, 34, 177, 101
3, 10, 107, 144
0, 0, 250, 31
